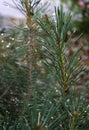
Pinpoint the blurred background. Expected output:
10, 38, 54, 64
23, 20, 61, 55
0, 0, 89, 33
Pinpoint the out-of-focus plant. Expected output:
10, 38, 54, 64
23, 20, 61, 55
0, 0, 53, 127
60, 0, 89, 34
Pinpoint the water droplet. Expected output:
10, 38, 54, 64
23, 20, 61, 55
49, 101, 52, 104
45, 125, 48, 128
87, 105, 89, 108
1, 33, 4, 36
6, 43, 11, 48
51, 117, 53, 119
1, 40, 4, 43
66, 99, 70, 102
56, 89, 58, 92
12, 38, 14, 40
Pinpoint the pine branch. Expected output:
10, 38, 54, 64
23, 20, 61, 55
37, 6, 83, 98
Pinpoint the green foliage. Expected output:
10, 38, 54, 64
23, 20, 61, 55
37, 6, 83, 95
75, 17, 89, 33
0, 0, 89, 130
0, 27, 28, 127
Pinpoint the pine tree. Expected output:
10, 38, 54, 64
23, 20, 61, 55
0, 0, 89, 130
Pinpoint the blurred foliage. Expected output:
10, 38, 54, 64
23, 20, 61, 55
60, 0, 89, 34
75, 17, 89, 34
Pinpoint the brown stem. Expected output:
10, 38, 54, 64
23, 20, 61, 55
36, 125, 42, 130
24, 0, 34, 101
58, 44, 67, 95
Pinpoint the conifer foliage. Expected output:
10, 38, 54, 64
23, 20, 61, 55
0, 0, 89, 130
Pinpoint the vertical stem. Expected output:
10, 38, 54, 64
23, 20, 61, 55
24, 0, 33, 100
58, 44, 67, 95
61, 52, 67, 93
24, 0, 31, 26
36, 112, 42, 130
36, 125, 42, 130
69, 117, 75, 130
